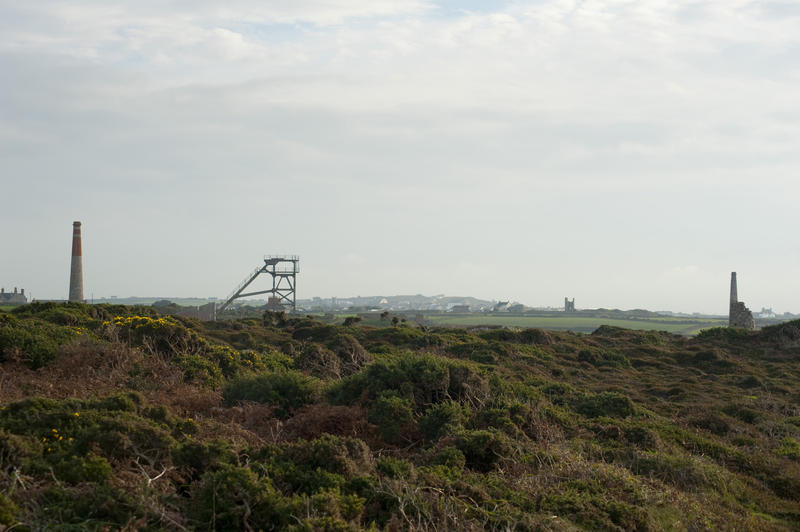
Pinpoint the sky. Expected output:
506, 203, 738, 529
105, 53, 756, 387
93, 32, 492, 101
1, 0, 799, 314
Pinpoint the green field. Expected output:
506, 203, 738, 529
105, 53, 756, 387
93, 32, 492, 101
424, 314, 726, 335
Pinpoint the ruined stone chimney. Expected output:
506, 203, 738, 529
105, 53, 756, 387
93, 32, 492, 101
69, 221, 84, 302
729, 271, 755, 329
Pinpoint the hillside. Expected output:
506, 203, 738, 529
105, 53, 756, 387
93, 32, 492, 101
0, 302, 799, 530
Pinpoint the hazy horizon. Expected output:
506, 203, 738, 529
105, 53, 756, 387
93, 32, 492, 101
2, 1, 798, 314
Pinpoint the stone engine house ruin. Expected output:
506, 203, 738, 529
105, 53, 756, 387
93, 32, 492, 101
729, 272, 755, 330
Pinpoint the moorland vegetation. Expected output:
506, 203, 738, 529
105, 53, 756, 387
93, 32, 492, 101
0, 302, 799, 530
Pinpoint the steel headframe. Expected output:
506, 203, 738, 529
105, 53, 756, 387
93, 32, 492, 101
218, 255, 299, 312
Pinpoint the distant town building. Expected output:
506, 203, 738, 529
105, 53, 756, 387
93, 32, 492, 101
564, 298, 576, 312
175, 302, 217, 321
449, 304, 471, 313
0, 287, 27, 304
493, 301, 511, 312
757, 307, 777, 318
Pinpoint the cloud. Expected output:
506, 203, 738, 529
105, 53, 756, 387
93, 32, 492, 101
1, 1, 799, 312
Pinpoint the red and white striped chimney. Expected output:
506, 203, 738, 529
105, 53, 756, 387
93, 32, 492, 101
68, 221, 84, 302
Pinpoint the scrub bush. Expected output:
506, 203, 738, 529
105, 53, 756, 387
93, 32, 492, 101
223, 370, 319, 418
575, 392, 635, 419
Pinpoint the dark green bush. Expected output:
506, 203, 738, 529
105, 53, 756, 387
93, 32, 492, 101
292, 325, 339, 341
575, 392, 635, 419
722, 403, 762, 424
428, 446, 466, 470
376, 456, 412, 479
454, 429, 511, 472
54, 453, 112, 484
418, 401, 465, 441
447, 341, 510, 364
688, 413, 731, 436
223, 370, 319, 418
279, 434, 373, 479
362, 326, 425, 348
267, 435, 374, 495
190, 465, 286, 530
38, 484, 149, 528
578, 348, 631, 369
368, 393, 414, 444
624, 426, 661, 450
0, 318, 79, 368
173, 439, 237, 478
737, 375, 763, 388
629, 452, 721, 490
328, 354, 488, 411
0, 494, 19, 526
776, 437, 800, 460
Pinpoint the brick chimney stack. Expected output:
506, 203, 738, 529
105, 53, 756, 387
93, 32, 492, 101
69, 221, 84, 302
730, 272, 738, 306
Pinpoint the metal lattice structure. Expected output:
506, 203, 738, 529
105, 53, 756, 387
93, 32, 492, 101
218, 255, 299, 312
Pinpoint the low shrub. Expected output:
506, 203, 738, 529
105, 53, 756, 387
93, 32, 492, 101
776, 437, 800, 460
223, 370, 319, 418
0, 494, 19, 526
376, 456, 413, 479
721, 403, 762, 425
575, 392, 635, 419
38, 484, 149, 528
328, 353, 489, 411
368, 393, 414, 444
688, 413, 731, 436
577, 348, 631, 369
172, 439, 237, 478
418, 401, 466, 441
0, 318, 79, 368
53, 453, 113, 484
447, 341, 510, 364
189, 465, 286, 530
265, 434, 374, 494
428, 446, 466, 470
454, 429, 511, 472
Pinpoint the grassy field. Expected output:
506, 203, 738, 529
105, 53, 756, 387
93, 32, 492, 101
424, 313, 726, 335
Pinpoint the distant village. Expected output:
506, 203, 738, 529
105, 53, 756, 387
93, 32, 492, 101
3, 288, 796, 321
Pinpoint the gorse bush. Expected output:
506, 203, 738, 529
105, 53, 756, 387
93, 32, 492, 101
418, 401, 466, 441
327, 353, 489, 411
368, 392, 414, 444
454, 429, 511, 471
0, 316, 80, 368
223, 370, 319, 418
575, 392, 635, 418
190, 465, 286, 530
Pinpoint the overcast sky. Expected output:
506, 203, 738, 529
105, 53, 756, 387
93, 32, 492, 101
1, 0, 799, 313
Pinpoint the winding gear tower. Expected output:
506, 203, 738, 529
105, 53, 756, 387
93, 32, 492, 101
68, 221, 84, 302
219, 256, 299, 312
729, 272, 755, 329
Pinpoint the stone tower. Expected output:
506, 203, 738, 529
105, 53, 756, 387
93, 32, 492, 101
68, 221, 84, 302
728, 272, 755, 329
